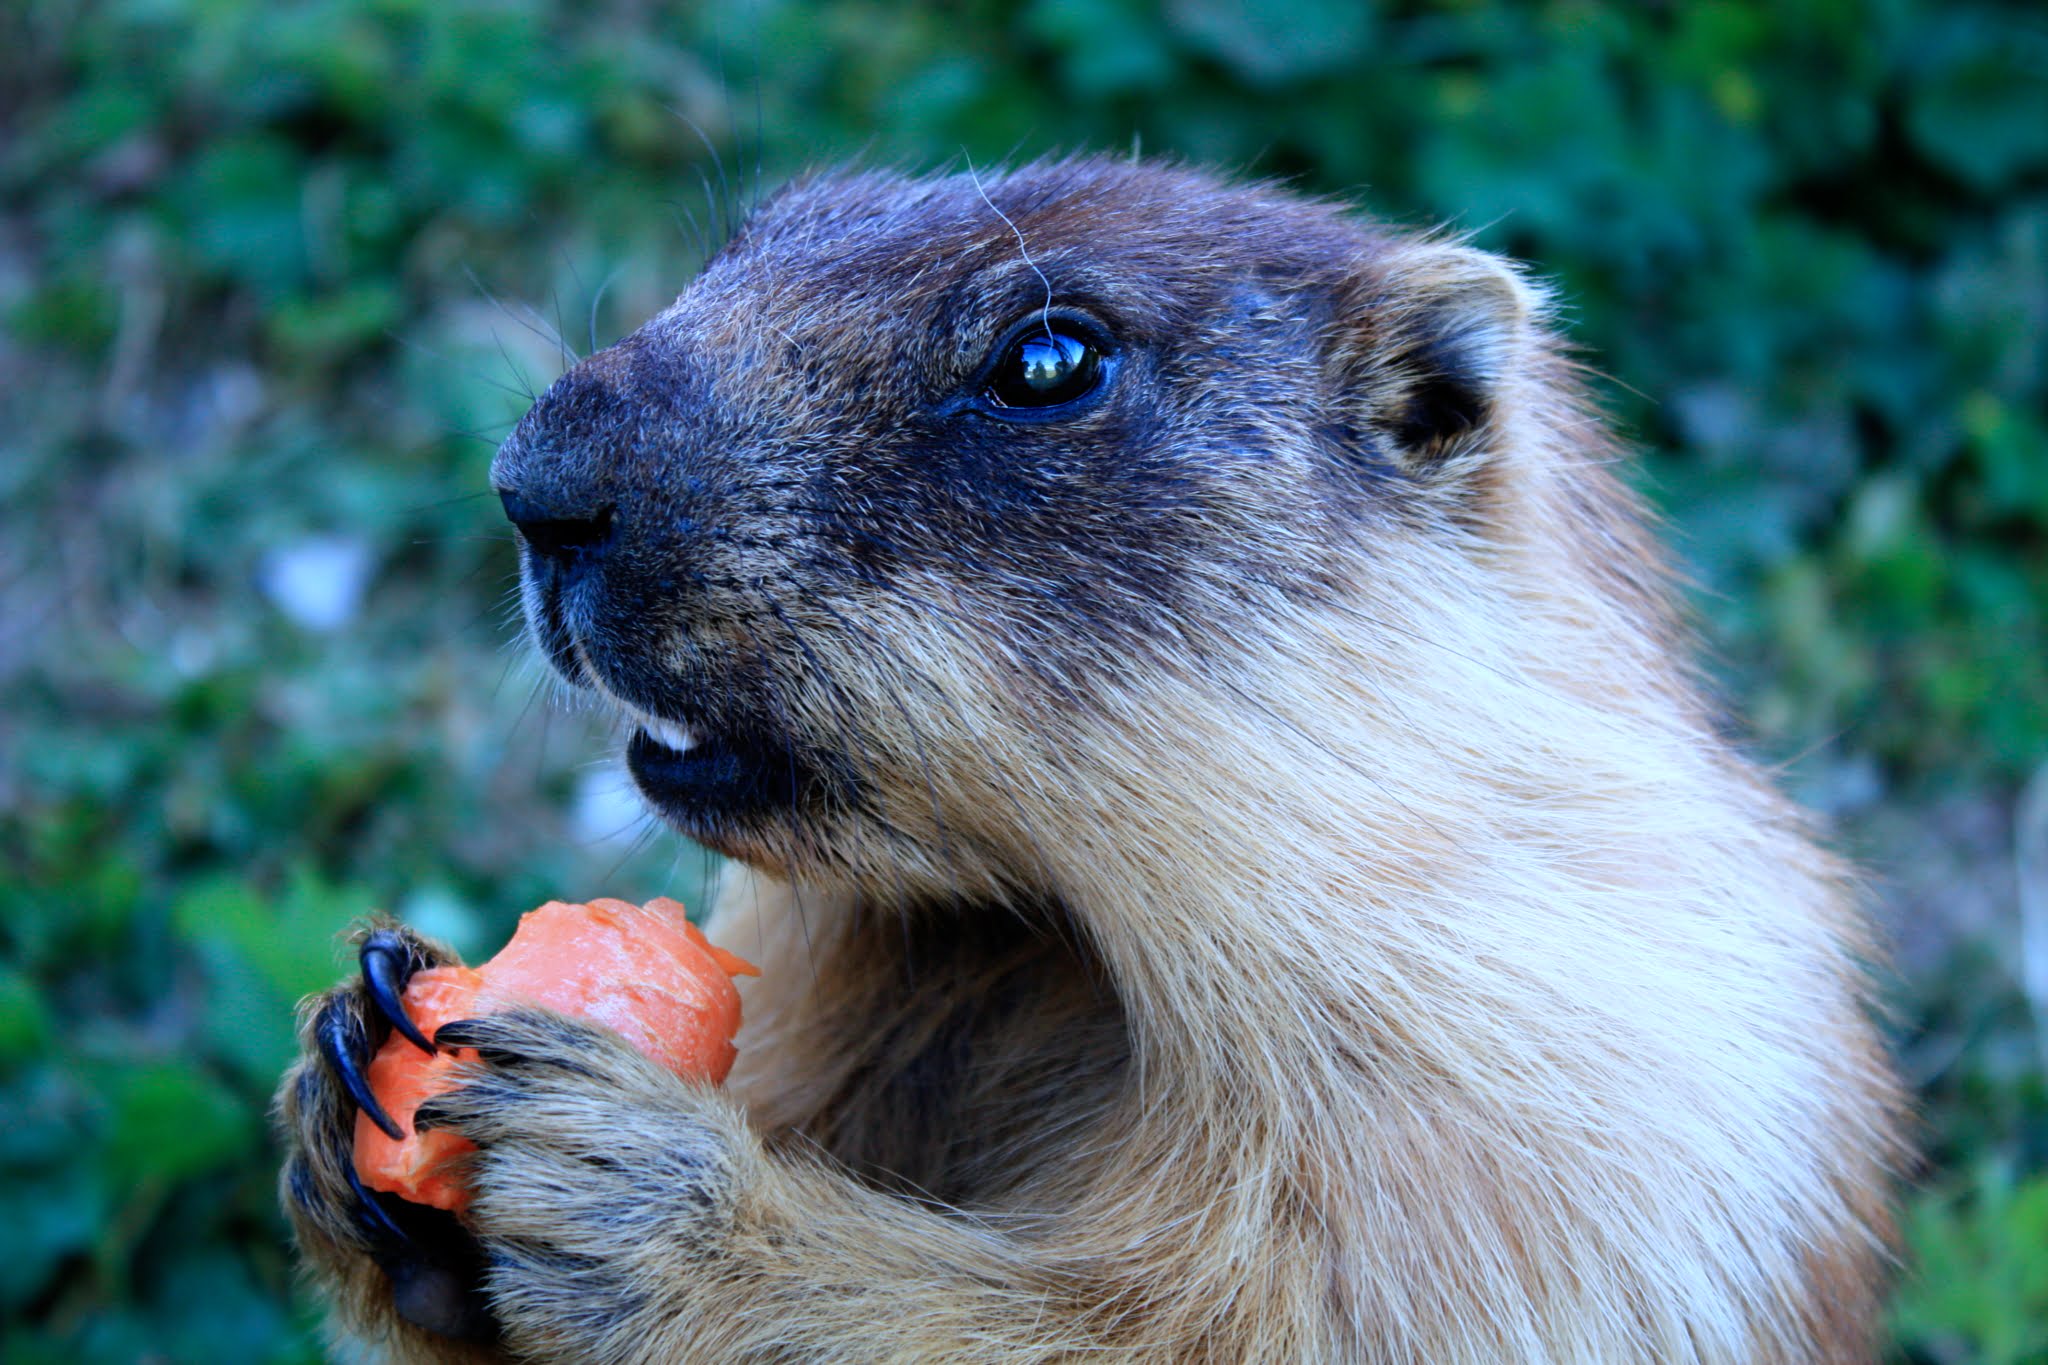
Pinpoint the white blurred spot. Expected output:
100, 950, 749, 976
399, 885, 487, 961
205, 363, 267, 435
168, 627, 217, 678
573, 761, 651, 849
259, 535, 373, 632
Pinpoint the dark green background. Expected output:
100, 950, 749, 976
4, 0, 2046, 1359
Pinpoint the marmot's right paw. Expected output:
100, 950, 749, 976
275, 922, 500, 1346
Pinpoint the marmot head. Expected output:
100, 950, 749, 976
491, 158, 1566, 900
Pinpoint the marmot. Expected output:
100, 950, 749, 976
277, 158, 1903, 1363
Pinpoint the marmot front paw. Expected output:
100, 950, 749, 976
278, 923, 743, 1354
278, 923, 501, 1343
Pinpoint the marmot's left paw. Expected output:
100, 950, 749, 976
416, 1010, 740, 1343
280, 923, 500, 1345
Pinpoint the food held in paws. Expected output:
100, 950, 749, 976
351, 897, 759, 1211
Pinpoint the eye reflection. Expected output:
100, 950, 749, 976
988, 328, 1103, 409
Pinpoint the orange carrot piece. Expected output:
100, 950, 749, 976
352, 897, 757, 1211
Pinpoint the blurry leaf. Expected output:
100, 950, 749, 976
1905, 19, 2048, 191
1842, 474, 1940, 611
268, 284, 403, 364
174, 869, 367, 1003
150, 1248, 320, 1365
5, 278, 118, 353
1027, 0, 1178, 95
45, 83, 159, 162
1893, 1166, 2048, 1362
881, 53, 988, 126
173, 869, 388, 1083
0, 968, 53, 1067
4, 850, 144, 969
3, 1312, 159, 1365
1962, 388, 2048, 521
186, 943, 304, 1088
262, 5, 398, 120
0, 1068, 89, 1169
1933, 207, 2048, 397
0, 1165, 107, 1313
1166, 0, 1374, 84
167, 134, 309, 294
92, 1058, 255, 1190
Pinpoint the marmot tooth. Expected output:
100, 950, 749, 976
642, 718, 697, 755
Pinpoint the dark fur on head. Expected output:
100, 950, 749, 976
489, 158, 1541, 886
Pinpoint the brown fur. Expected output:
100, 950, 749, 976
277, 159, 1903, 1361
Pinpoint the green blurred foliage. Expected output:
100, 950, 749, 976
1, 0, 2044, 1358
1894, 1165, 2048, 1364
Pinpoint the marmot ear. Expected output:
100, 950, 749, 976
1332, 244, 1540, 469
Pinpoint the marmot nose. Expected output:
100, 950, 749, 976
498, 489, 617, 570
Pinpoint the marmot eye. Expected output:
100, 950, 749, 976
987, 329, 1102, 409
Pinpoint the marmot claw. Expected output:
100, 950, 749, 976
317, 999, 402, 1140
292, 924, 501, 1343
361, 929, 438, 1054
315, 928, 433, 1141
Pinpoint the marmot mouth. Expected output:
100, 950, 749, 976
555, 623, 848, 854
622, 711, 840, 856
626, 722, 780, 824
564, 639, 808, 840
